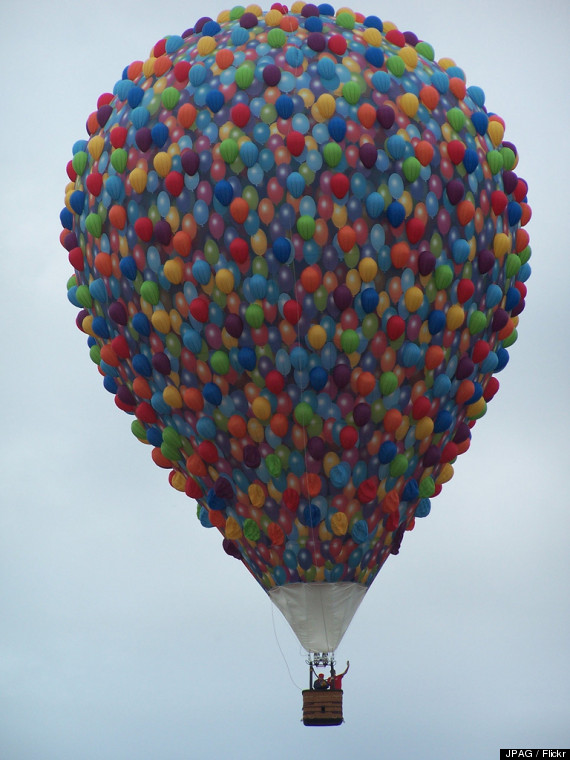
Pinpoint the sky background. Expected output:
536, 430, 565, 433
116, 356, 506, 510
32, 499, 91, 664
1, 0, 568, 758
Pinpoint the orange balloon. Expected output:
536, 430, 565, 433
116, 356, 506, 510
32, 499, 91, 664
383, 409, 402, 433
425, 345, 444, 370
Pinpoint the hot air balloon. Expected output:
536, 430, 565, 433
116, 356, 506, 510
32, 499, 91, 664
60, 3, 531, 726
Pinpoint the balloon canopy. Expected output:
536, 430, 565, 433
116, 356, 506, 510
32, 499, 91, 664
61, 3, 531, 653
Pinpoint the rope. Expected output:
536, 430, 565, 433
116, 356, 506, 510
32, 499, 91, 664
271, 601, 303, 692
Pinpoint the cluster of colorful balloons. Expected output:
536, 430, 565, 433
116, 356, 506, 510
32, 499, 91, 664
61, 4, 531, 593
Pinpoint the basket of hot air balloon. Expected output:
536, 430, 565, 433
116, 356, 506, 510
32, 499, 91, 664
60, 3, 531, 718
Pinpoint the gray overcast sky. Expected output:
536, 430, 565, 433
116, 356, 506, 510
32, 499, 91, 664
1, 1, 568, 758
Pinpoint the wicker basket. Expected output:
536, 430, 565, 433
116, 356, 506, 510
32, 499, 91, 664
302, 689, 343, 726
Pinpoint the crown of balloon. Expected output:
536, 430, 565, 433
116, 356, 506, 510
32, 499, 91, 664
61, 3, 531, 593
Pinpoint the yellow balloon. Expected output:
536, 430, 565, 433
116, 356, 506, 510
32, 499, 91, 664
251, 230, 267, 256
248, 483, 265, 508
358, 257, 378, 282
399, 47, 418, 70
163, 386, 183, 409
264, 9, 283, 25
215, 268, 235, 294
307, 325, 327, 350
436, 463, 454, 485
252, 396, 271, 421
163, 259, 183, 284
225, 516, 242, 540
331, 512, 348, 536
345, 269, 362, 295
363, 27, 382, 46
247, 418, 264, 442
488, 120, 505, 147
151, 309, 171, 334
415, 416, 434, 440
493, 232, 511, 259
395, 417, 410, 441
404, 286, 424, 312
222, 328, 238, 349
166, 206, 180, 233
400, 91, 419, 117
170, 472, 186, 491
129, 168, 148, 194
142, 58, 155, 79
153, 151, 172, 177
446, 304, 465, 331
316, 93, 336, 119
88, 135, 104, 160
170, 309, 182, 334
332, 203, 348, 229
197, 36, 217, 56
323, 452, 340, 477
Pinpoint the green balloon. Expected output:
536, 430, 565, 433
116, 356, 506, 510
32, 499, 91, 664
362, 313, 379, 339
434, 264, 453, 290
340, 329, 359, 354
419, 476, 436, 498
487, 150, 503, 175
242, 185, 259, 210
162, 426, 182, 449
76, 284, 92, 308
468, 310, 487, 334
110, 148, 128, 173
403, 156, 422, 183
502, 329, 518, 348
161, 87, 180, 110
386, 56, 405, 77
260, 103, 277, 124
131, 420, 147, 440
245, 303, 264, 328
211, 350, 230, 375
380, 371, 398, 396
500, 147, 516, 170
447, 107, 466, 132
415, 41, 434, 60
147, 204, 160, 224
165, 333, 181, 358
519, 245, 531, 265
297, 215, 316, 240
294, 402, 314, 426
342, 81, 361, 105
307, 415, 323, 437
371, 399, 385, 423
298, 163, 315, 185
267, 28, 286, 48
252, 256, 268, 276
72, 151, 88, 176
89, 344, 101, 364
275, 444, 290, 469
336, 10, 355, 28
429, 231, 443, 257
85, 213, 102, 238
243, 519, 260, 542
204, 239, 219, 265
390, 454, 408, 478
220, 138, 239, 163
235, 64, 255, 88
323, 142, 342, 167
505, 253, 521, 278
229, 5, 245, 19
212, 287, 227, 309
140, 280, 160, 305
313, 285, 328, 311
213, 409, 228, 432
265, 454, 282, 478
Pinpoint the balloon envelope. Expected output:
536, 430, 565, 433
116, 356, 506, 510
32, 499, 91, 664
61, 5, 531, 652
